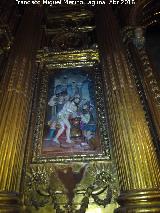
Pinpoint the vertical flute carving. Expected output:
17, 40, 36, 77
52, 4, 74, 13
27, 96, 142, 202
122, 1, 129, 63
123, 26, 160, 143
96, 5, 160, 212
0, 7, 42, 212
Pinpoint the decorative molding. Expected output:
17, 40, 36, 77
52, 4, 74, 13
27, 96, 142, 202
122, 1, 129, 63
32, 63, 111, 163
36, 49, 99, 69
122, 24, 160, 142
23, 162, 119, 212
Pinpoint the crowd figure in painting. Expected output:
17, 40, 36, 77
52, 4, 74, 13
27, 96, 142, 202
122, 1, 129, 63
46, 74, 96, 146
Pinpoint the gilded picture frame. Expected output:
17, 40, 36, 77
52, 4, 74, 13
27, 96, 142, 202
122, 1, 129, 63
32, 51, 111, 163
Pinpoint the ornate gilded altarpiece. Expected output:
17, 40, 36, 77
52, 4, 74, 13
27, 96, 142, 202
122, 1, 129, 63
23, 6, 119, 212
23, 48, 119, 212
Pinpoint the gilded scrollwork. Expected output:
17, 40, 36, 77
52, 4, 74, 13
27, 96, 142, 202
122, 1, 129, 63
44, 6, 96, 51
22, 6, 120, 213
24, 163, 119, 212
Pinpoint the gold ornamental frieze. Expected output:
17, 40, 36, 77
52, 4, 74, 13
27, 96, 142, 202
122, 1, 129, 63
23, 162, 119, 212
46, 9, 94, 22
36, 49, 99, 69
45, 25, 96, 35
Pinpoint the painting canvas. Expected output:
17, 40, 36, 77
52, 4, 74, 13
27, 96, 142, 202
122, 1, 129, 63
42, 68, 102, 156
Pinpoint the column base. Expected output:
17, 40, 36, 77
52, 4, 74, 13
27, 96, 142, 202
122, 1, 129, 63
0, 192, 20, 212
115, 189, 160, 213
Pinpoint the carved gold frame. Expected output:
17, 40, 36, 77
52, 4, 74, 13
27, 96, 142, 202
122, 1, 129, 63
32, 49, 111, 163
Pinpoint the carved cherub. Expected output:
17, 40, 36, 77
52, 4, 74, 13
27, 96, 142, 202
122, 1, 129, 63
56, 164, 88, 204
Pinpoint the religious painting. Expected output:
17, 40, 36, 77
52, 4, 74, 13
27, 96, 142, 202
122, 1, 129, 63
42, 68, 100, 155
33, 66, 110, 162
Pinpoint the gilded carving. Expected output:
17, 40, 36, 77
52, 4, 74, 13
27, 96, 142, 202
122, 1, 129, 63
36, 49, 99, 69
122, 25, 160, 145
23, 163, 119, 212
96, 6, 160, 212
122, 26, 160, 107
44, 6, 96, 52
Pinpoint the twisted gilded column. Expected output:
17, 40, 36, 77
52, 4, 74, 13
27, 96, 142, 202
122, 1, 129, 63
0, 7, 42, 212
122, 26, 160, 146
96, 5, 160, 212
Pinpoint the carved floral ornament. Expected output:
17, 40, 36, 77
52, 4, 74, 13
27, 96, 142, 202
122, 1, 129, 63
24, 163, 119, 212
